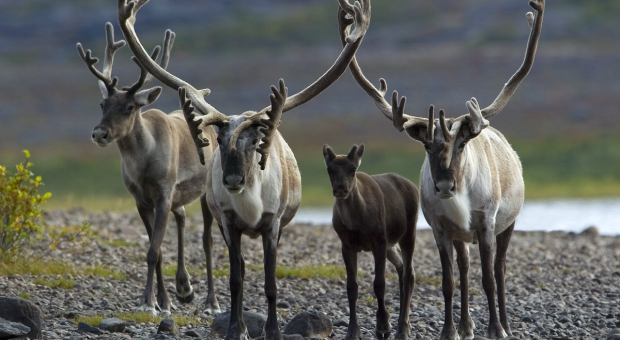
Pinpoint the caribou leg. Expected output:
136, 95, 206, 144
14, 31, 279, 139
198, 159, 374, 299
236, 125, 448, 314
201, 195, 221, 314
262, 217, 283, 340
476, 213, 507, 339
342, 245, 361, 340
136, 204, 167, 316
172, 206, 194, 304
396, 225, 416, 340
434, 229, 458, 340
225, 223, 249, 340
372, 240, 391, 340
386, 247, 404, 307
495, 223, 515, 336
454, 240, 475, 340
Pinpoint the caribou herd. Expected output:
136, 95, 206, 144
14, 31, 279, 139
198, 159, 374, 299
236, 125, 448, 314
77, 0, 545, 339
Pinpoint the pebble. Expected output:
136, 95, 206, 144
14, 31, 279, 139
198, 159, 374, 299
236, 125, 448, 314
157, 318, 179, 336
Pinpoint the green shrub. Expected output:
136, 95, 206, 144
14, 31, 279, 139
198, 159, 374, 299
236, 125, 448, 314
0, 150, 51, 262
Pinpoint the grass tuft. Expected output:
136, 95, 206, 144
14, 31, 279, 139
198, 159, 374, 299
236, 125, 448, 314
114, 312, 202, 326
18, 292, 30, 299
364, 295, 377, 304
75, 314, 105, 327
32, 277, 74, 289
416, 274, 442, 287
162, 264, 206, 278
83, 264, 126, 280
0, 257, 125, 281
103, 239, 137, 248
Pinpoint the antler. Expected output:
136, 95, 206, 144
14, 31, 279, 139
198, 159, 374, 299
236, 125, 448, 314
480, 0, 545, 119
179, 88, 224, 165
118, 0, 221, 135
260, 0, 371, 114
257, 79, 288, 170
77, 22, 126, 97
338, 8, 427, 132
123, 30, 176, 93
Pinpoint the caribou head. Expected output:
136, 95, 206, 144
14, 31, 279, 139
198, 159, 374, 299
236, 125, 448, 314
76, 23, 174, 147
323, 144, 364, 199
180, 80, 287, 194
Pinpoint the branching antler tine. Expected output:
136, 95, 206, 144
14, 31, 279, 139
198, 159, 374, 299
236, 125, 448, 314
480, 0, 544, 119
346, 0, 371, 44
102, 22, 126, 80
124, 45, 160, 92
427, 105, 435, 143
271, 1, 369, 114
391, 91, 407, 132
179, 88, 209, 165
439, 109, 451, 140
337, 0, 356, 16
159, 30, 175, 70
257, 79, 287, 170
526, 12, 534, 29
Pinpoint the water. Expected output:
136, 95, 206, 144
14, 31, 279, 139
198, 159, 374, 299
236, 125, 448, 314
293, 198, 620, 236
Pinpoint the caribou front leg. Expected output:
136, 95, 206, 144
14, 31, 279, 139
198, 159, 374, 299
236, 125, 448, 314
201, 195, 221, 314
224, 219, 249, 340
262, 216, 283, 340
434, 229, 458, 340
342, 245, 361, 340
495, 223, 515, 336
475, 212, 507, 339
172, 206, 194, 304
138, 199, 172, 316
454, 240, 475, 340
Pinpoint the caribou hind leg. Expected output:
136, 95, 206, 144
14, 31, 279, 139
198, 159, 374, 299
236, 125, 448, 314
454, 240, 475, 340
372, 241, 391, 340
172, 206, 195, 304
342, 246, 361, 340
396, 226, 416, 340
495, 223, 515, 336
262, 218, 283, 340
201, 195, 221, 314
475, 213, 507, 339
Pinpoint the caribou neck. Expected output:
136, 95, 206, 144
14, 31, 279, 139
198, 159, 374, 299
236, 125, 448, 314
116, 110, 156, 158
335, 176, 366, 225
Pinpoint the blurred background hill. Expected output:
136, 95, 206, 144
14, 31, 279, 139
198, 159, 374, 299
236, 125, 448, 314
1, 0, 619, 210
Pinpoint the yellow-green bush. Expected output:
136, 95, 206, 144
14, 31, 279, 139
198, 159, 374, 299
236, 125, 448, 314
0, 150, 51, 262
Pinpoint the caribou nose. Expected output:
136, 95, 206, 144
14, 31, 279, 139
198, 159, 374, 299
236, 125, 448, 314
224, 174, 245, 188
435, 181, 455, 198
333, 186, 348, 198
92, 126, 110, 144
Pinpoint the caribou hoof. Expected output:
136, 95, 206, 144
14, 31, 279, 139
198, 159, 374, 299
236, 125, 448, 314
375, 329, 391, 340
203, 307, 222, 315
160, 310, 172, 317
177, 290, 195, 304
136, 305, 158, 316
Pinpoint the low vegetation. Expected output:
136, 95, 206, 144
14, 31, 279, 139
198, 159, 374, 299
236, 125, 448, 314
32, 277, 74, 289
76, 312, 203, 327
0, 257, 125, 281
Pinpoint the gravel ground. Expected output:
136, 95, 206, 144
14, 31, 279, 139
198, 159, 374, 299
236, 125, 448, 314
1, 208, 619, 339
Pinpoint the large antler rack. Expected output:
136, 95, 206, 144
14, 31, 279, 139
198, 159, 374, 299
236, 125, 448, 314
77, 22, 126, 97
123, 29, 176, 94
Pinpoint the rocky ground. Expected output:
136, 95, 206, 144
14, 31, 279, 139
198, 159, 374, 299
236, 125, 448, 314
1, 209, 620, 340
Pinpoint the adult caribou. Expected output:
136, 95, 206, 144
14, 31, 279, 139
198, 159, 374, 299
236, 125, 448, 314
117, 0, 371, 339
76, 23, 220, 316
343, 0, 545, 339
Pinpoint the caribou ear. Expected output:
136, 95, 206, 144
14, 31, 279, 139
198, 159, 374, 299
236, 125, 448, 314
135, 86, 162, 106
347, 144, 364, 168
404, 122, 429, 145
323, 144, 336, 163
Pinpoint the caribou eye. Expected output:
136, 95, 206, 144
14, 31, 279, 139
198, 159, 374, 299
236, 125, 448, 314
327, 169, 333, 176
252, 139, 258, 145
216, 138, 222, 144
99, 103, 103, 109
350, 168, 357, 175
459, 141, 467, 149
126, 105, 135, 113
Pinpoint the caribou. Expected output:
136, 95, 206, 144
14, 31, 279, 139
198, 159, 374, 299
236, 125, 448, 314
117, 0, 371, 339
77, 23, 221, 316
343, 0, 544, 339
323, 144, 419, 340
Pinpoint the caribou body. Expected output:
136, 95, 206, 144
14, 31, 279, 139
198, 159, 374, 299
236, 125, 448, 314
76, 23, 220, 316
344, 1, 544, 339
117, 0, 371, 339
324, 144, 419, 340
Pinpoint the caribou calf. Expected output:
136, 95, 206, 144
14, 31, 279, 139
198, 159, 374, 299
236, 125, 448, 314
323, 144, 419, 340
77, 23, 220, 316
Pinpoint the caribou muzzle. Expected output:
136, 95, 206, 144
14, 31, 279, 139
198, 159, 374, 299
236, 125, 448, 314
223, 173, 245, 194
434, 171, 456, 199
332, 185, 349, 199
92, 126, 112, 147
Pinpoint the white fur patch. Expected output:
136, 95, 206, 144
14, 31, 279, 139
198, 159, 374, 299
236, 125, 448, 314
229, 184, 264, 227
441, 192, 471, 231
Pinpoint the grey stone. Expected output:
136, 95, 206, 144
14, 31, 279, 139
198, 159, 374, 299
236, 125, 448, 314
333, 319, 348, 327
0, 297, 44, 339
211, 311, 266, 339
185, 329, 203, 337
282, 334, 304, 340
580, 226, 599, 236
125, 326, 140, 335
77, 322, 104, 335
99, 317, 126, 333
277, 301, 291, 309
283, 310, 332, 339
0, 317, 30, 339
157, 318, 180, 336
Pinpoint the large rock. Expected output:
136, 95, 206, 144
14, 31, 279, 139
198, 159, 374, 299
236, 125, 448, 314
211, 311, 266, 339
0, 298, 43, 339
98, 318, 126, 333
283, 310, 332, 339
157, 318, 180, 336
0, 317, 30, 340
77, 322, 104, 335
